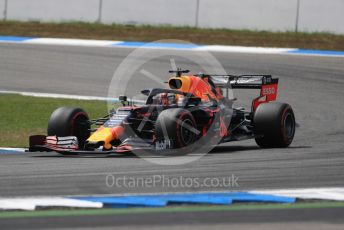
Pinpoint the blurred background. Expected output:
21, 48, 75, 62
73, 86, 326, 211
1, 0, 343, 34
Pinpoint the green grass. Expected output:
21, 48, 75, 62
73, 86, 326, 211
1, 202, 344, 219
0, 94, 108, 147
1, 21, 344, 51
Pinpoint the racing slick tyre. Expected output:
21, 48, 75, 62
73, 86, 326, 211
47, 107, 90, 150
253, 102, 295, 148
155, 108, 197, 149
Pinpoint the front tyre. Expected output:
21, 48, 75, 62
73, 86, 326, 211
47, 107, 90, 149
254, 102, 295, 148
155, 108, 197, 149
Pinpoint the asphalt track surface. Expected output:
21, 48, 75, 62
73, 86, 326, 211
0, 43, 344, 228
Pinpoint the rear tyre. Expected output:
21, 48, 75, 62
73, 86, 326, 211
155, 108, 197, 149
48, 107, 90, 149
254, 102, 295, 148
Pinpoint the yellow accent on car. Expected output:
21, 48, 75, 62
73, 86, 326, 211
87, 127, 113, 149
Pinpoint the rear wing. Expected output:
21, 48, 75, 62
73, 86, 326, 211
203, 74, 279, 111
205, 75, 278, 89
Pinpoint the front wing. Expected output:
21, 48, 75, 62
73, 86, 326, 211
28, 135, 159, 155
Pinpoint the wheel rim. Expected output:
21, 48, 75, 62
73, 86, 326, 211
180, 119, 195, 145
283, 113, 295, 139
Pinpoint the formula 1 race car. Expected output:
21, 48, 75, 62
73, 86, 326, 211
29, 69, 295, 155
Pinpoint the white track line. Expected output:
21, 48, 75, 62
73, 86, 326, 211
251, 187, 344, 201
196, 45, 295, 54
0, 148, 26, 153
0, 90, 117, 101
24, 38, 121, 47
0, 197, 103, 211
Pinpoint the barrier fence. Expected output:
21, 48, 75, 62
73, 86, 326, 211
1, 0, 343, 34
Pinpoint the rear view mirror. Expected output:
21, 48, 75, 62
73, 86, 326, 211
119, 95, 127, 102
119, 95, 128, 106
